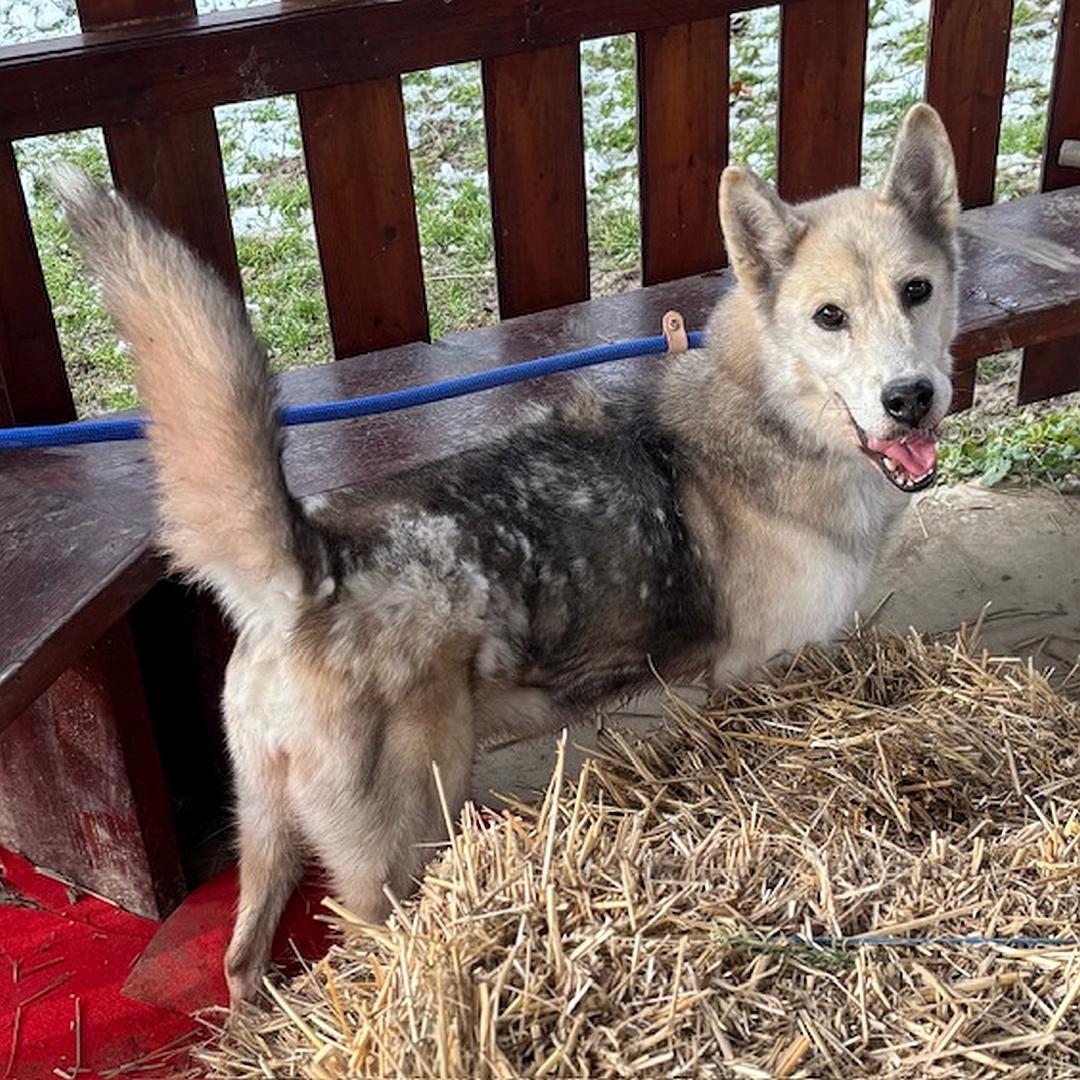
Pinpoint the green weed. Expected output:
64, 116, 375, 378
940, 406, 1080, 489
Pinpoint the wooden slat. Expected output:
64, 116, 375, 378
777, 0, 867, 202
1017, 0, 1080, 404
103, 115, 242, 293
925, 0, 1012, 411
299, 77, 429, 356
1041, 0, 1080, 194
638, 17, 729, 285
75, 0, 241, 294
482, 45, 589, 319
0, 142, 75, 425
0, 0, 778, 143
925, 0, 1012, 208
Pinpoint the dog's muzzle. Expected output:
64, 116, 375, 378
839, 396, 938, 493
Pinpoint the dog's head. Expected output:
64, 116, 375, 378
719, 104, 959, 493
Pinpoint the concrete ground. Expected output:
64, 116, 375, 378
473, 484, 1080, 806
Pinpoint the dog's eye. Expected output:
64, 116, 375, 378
902, 278, 933, 307
813, 304, 847, 331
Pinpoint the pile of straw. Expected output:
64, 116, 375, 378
202, 629, 1080, 1077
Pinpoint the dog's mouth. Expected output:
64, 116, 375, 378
839, 399, 938, 492
855, 419, 933, 492
859, 427, 938, 491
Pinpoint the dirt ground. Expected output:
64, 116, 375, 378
474, 482, 1080, 806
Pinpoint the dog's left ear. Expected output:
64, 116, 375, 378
881, 103, 960, 240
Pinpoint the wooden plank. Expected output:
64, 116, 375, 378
0, 620, 185, 919
638, 17, 729, 285
0, 142, 75, 425
75, 0, 241, 294
1018, 0, 1080, 404
299, 77, 429, 356
0, 0, 778, 142
1041, 0, 1080, 193
0, 441, 160, 736
482, 45, 589, 319
777, 0, 867, 202
925, 0, 1012, 208
103, 115, 242, 294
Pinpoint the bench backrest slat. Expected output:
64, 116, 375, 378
926, 0, 1014, 209
777, 0, 868, 203
1044, 0, 1080, 193
638, 17, 730, 286
483, 45, 590, 319
105, 114, 243, 295
77, 0, 242, 292
300, 77, 430, 357
0, 143, 73, 426
1015, 0, 1080, 403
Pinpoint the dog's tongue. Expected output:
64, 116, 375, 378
866, 429, 937, 477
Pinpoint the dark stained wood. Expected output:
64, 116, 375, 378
76, 0, 241, 294
0, 441, 160, 735
0, 142, 75, 425
925, 0, 1013, 209
482, 45, 589, 319
954, 188, 1080, 410
103, 115, 242, 294
638, 17, 729, 284
0, 620, 184, 919
1042, 0, 1080, 194
299, 77, 429, 356
777, 0, 867, 202
79, 0, 194, 27
1018, 0, 1080, 404
0, 0, 777, 143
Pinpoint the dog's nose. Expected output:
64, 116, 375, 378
881, 376, 934, 426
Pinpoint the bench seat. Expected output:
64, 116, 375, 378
4, 184, 1080, 735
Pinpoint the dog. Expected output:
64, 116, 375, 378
55, 102, 959, 1004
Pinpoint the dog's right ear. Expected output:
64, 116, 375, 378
719, 167, 807, 293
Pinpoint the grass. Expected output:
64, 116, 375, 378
940, 405, 1080, 490
9, 0, 1076, 488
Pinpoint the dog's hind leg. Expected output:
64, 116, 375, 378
294, 647, 476, 926
223, 731, 305, 1005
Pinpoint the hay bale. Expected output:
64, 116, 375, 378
200, 629, 1080, 1077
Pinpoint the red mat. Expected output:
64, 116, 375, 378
0, 847, 329, 1079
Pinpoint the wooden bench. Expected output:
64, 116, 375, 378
1, 0, 1079, 918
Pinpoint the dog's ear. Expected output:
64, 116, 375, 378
719, 167, 807, 293
881, 103, 960, 241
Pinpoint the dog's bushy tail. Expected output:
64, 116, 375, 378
54, 168, 318, 629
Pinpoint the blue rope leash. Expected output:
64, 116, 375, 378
0, 331, 705, 451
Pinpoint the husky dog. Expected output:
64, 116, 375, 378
55, 103, 958, 1003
